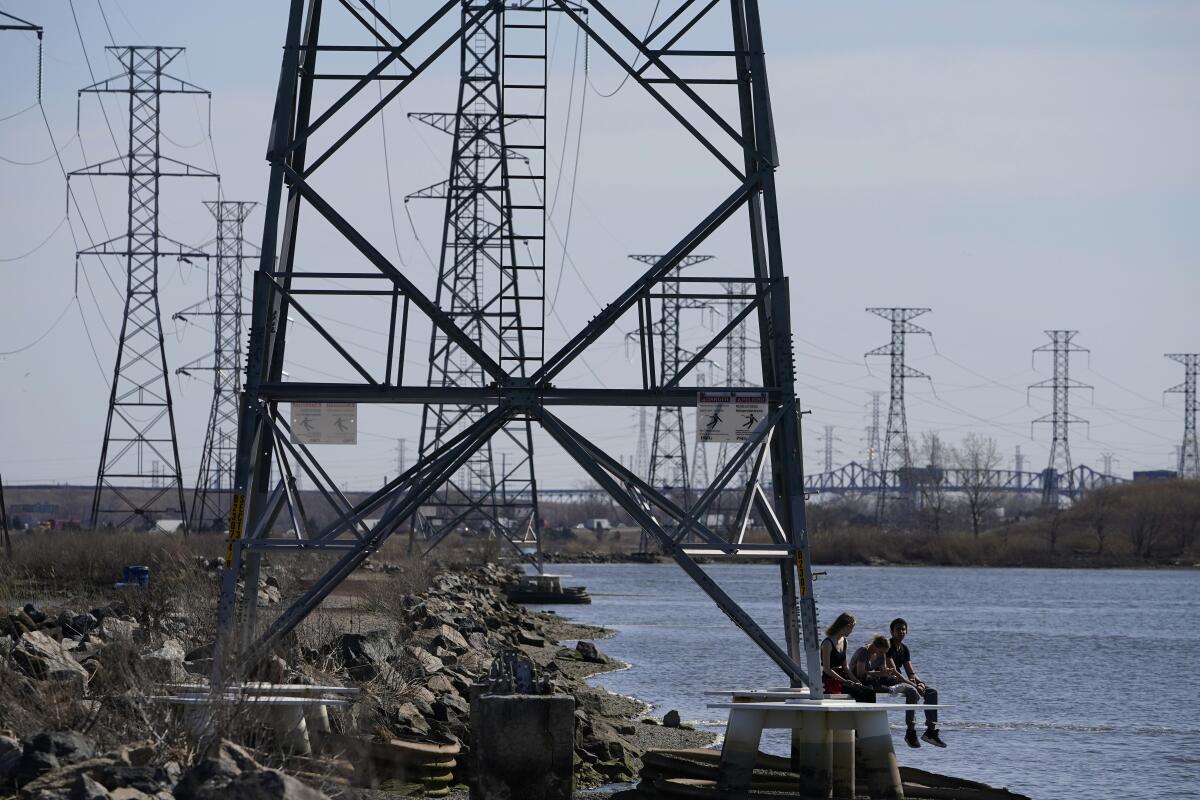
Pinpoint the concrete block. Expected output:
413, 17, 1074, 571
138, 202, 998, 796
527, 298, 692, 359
469, 691, 574, 800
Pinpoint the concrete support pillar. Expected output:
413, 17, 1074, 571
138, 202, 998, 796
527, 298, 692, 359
830, 728, 855, 799
719, 709, 764, 800
794, 711, 832, 798
469, 691, 574, 800
304, 702, 331, 734
271, 704, 311, 756
855, 711, 903, 800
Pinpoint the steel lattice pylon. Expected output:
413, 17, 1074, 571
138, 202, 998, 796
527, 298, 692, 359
865, 390, 882, 472
1029, 330, 1091, 503
712, 281, 752, 488
176, 202, 258, 531
404, 1, 546, 570
70, 47, 218, 530
865, 307, 931, 519
1165, 353, 1199, 479
214, 0, 823, 704
632, 253, 713, 504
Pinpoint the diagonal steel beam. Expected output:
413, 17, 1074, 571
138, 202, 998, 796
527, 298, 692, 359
540, 409, 807, 685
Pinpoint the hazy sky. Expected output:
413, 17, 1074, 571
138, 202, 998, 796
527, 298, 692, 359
1, 0, 1197, 492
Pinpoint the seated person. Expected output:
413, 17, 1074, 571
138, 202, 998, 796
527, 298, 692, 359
820, 611, 873, 702
850, 634, 909, 693
887, 617, 946, 749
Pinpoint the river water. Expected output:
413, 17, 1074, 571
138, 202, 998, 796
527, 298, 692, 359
533, 563, 1200, 800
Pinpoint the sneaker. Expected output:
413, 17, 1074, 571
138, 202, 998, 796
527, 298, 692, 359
904, 728, 920, 748
921, 729, 947, 748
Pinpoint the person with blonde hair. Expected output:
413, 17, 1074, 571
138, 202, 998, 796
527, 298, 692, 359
850, 634, 905, 689
819, 611, 872, 701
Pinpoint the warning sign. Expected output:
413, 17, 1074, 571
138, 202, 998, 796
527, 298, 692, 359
290, 402, 358, 445
696, 391, 736, 443
733, 391, 768, 442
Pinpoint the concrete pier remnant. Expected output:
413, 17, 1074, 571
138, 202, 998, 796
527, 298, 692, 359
469, 692, 575, 800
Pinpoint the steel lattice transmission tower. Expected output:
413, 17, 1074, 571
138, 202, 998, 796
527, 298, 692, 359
632, 253, 714, 504
865, 308, 931, 517
403, 2, 546, 570
712, 280, 753, 487
864, 390, 882, 471
1165, 353, 1199, 479
822, 425, 835, 473
70, 47, 218, 529
175, 202, 258, 531
1029, 330, 1091, 503
214, 0, 823, 705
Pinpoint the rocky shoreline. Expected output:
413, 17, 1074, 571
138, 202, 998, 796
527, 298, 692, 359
1, 558, 713, 799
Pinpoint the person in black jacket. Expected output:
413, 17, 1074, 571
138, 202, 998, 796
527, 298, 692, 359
887, 617, 946, 748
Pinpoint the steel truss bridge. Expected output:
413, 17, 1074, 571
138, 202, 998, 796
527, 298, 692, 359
803, 462, 1124, 499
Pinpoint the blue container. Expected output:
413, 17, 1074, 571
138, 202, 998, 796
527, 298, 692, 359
122, 565, 150, 588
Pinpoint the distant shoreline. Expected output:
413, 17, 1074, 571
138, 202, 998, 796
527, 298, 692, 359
540, 551, 1200, 570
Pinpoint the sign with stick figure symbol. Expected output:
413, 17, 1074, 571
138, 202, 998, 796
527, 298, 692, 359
696, 391, 736, 443
290, 402, 358, 445
733, 392, 768, 442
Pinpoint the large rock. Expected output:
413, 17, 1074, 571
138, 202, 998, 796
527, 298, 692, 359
0, 735, 22, 786
10, 632, 90, 686
71, 773, 111, 800
174, 741, 261, 800
140, 640, 187, 683
98, 619, 140, 643
9, 733, 98, 789
575, 641, 609, 665
324, 631, 400, 682
404, 647, 443, 676
217, 770, 327, 800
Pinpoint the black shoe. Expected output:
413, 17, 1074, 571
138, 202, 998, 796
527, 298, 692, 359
921, 729, 947, 748
904, 728, 920, 748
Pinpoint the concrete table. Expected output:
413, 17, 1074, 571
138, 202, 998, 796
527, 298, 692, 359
155, 690, 352, 755
708, 699, 948, 800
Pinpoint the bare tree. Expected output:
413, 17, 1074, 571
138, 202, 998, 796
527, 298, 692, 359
953, 434, 1002, 538
1167, 482, 1200, 556
913, 432, 951, 536
1046, 506, 1064, 553
1128, 501, 1165, 559
1082, 486, 1116, 554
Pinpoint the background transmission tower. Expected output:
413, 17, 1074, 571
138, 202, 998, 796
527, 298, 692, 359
71, 47, 217, 529
864, 390, 882, 471
1029, 330, 1091, 503
632, 254, 714, 503
712, 281, 752, 488
176, 201, 258, 531
865, 308, 932, 517
1165, 353, 1199, 479
822, 425, 835, 473
406, 2, 546, 567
